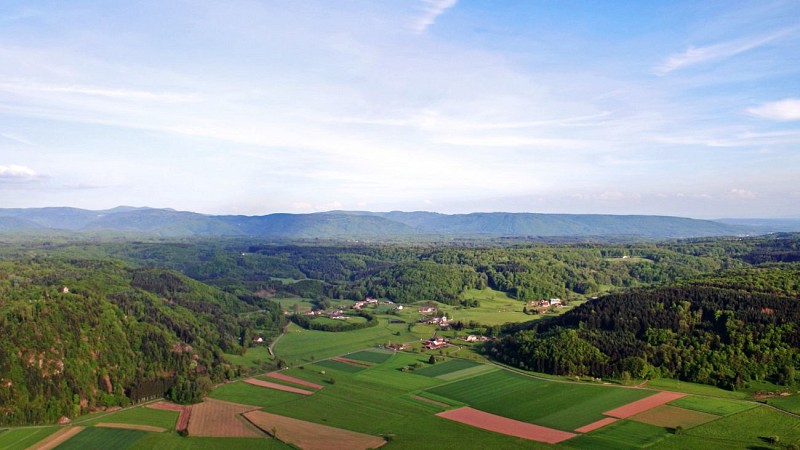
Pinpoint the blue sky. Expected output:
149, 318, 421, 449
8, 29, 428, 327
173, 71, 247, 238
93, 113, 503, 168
1, 1, 799, 218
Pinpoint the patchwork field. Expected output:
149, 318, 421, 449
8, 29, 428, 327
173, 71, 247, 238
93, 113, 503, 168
341, 348, 394, 364
244, 410, 386, 450
264, 371, 325, 390
437, 407, 577, 444
0, 427, 59, 450
313, 358, 367, 373
603, 391, 686, 419
53, 427, 146, 450
668, 395, 758, 416
187, 398, 264, 438
629, 404, 718, 429
426, 369, 654, 431
565, 419, 670, 450
86, 404, 179, 430
209, 381, 305, 409
412, 358, 483, 377
244, 377, 316, 395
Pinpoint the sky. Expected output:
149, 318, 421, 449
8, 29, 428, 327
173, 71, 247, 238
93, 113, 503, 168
1, 1, 799, 219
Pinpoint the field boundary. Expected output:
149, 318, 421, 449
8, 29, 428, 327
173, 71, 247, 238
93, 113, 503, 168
243, 410, 386, 450
94, 422, 166, 433
574, 417, 620, 433
604, 391, 686, 418
244, 377, 315, 395
265, 371, 324, 390
26, 426, 84, 450
436, 407, 577, 444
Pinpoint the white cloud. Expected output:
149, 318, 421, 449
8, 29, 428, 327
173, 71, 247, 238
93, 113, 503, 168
747, 98, 800, 121
411, 0, 457, 34
0, 164, 39, 181
729, 188, 756, 199
654, 29, 792, 75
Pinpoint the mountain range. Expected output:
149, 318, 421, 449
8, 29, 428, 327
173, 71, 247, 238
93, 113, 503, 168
0, 206, 795, 239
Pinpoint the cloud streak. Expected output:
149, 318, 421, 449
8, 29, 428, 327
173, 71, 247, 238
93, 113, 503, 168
0, 164, 40, 181
411, 0, 457, 34
748, 98, 800, 121
654, 28, 793, 75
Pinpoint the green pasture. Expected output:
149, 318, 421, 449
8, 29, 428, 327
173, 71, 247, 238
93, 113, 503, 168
0, 427, 59, 450
342, 348, 394, 364
565, 420, 669, 450
253, 363, 542, 449
767, 394, 800, 414
644, 378, 748, 399
130, 434, 291, 450
413, 358, 483, 377
273, 320, 419, 364
311, 315, 368, 326
655, 405, 799, 449
223, 346, 273, 369
314, 359, 367, 373
669, 396, 757, 416
426, 369, 653, 431
55, 427, 148, 450
81, 405, 178, 429
209, 381, 305, 408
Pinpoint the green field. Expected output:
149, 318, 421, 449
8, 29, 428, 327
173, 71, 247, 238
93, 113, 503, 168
669, 396, 758, 416
55, 427, 148, 450
766, 395, 800, 414
130, 434, 291, 449
223, 346, 274, 369
342, 348, 394, 364
313, 358, 367, 373
273, 320, 420, 364
654, 406, 800, 449
413, 358, 483, 377
0, 427, 59, 450
82, 405, 179, 429
565, 420, 669, 450
644, 378, 748, 399
209, 381, 305, 408
426, 369, 654, 431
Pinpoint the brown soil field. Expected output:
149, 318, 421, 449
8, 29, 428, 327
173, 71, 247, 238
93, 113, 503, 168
604, 391, 686, 419
436, 407, 577, 444
146, 401, 185, 412
629, 404, 719, 429
331, 357, 372, 367
187, 398, 264, 438
411, 395, 450, 408
243, 410, 386, 450
27, 426, 85, 450
95, 422, 166, 433
574, 417, 620, 433
176, 406, 191, 433
266, 372, 324, 390
244, 378, 315, 395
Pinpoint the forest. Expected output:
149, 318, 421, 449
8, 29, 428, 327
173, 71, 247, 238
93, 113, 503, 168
0, 233, 798, 425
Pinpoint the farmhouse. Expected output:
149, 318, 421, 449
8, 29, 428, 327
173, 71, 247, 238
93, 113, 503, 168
418, 306, 436, 314
252, 337, 264, 344
424, 336, 449, 350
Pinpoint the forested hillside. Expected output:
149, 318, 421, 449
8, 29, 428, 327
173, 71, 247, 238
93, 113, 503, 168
0, 257, 284, 425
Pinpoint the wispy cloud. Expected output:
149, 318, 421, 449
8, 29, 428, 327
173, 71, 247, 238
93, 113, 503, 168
0, 81, 199, 103
411, 0, 457, 34
0, 132, 33, 146
0, 164, 40, 181
748, 98, 800, 121
654, 29, 793, 75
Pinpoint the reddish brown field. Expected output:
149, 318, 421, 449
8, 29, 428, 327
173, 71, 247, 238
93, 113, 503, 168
630, 404, 719, 429
436, 407, 577, 444
187, 398, 264, 438
244, 378, 315, 395
331, 357, 372, 367
265, 372, 324, 390
243, 410, 386, 450
30, 426, 85, 450
603, 391, 686, 419
146, 401, 185, 412
574, 417, 620, 433
95, 422, 166, 433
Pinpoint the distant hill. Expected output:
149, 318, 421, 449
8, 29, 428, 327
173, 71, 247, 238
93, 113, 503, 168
0, 206, 777, 239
